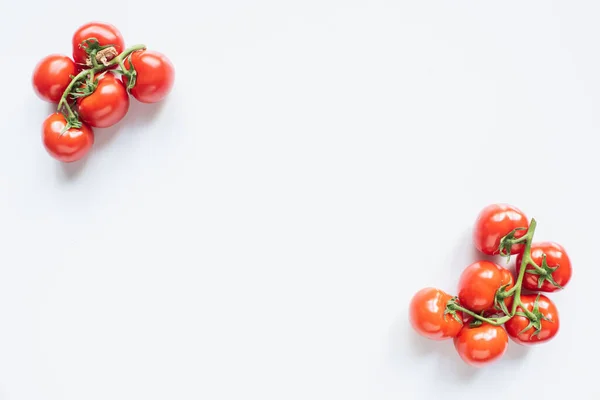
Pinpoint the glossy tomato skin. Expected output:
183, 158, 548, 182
42, 113, 94, 162
473, 204, 529, 255
409, 287, 463, 340
32, 55, 76, 103
77, 73, 129, 128
458, 261, 513, 313
505, 294, 559, 345
123, 50, 175, 103
72, 22, 125, 66
516, 242, 572, 292
454, 323, 508, 367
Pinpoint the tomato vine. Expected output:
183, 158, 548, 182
56, 39, 146, 132
446, 218, 554, 338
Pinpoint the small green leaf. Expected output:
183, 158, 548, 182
519, 319, 535, 335
451, 312, 462, 323
498, 227, 527, 258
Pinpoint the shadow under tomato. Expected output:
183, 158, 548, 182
503, 338, 530, 361
54, 96, 168, 179
389, 313, 480, 382
59, 153, 90, 180
94, 97, 167, 149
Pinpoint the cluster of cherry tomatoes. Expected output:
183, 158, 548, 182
409, 204, 572, 367
32, 22, 175, 163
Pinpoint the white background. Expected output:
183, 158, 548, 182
0, 0, 598, 398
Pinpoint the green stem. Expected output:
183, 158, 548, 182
449, 303, 511, 326
56, 44, 146, 123
510, 218, 538, 320
504, 285, 517, 296
447, 218, 539, 325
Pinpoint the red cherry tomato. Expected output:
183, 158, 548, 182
453, 323, 508, 367
42, 113, 94, 162
72, 22, 125, 66
473, 204, 529, 255
409, 287, 463, 340
505, 294, 559, 345
32, 55, 77, 103
122, 50, 175, 103
457, 261, 513, 313
77, 73, 130, 128
516, 242, 572, 292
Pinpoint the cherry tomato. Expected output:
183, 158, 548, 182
516, 242, 572, 292
505, 294, 559, 345
42, 113, 94, 162
122, 50, 175, 103
473, 204, 529, 255
409, 287, 463, 340
32, 55, 77, 103
453, 323, 508, 367
72, 22, 125, 66
458, 260, 513, 313
77, 73, 129, 128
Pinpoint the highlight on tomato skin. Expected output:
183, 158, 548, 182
457, 260, 514, 314
473, 203, 529, 256
516, 242, 572, 292
504, 294, 560, 345
32, 54, 77, 103
453, 323, 508, 367
409, 287, 463, 340
42, 113, 95, 163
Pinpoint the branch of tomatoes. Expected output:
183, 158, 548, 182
56, 42, 147, 132
32, 21, 175, 163
409, 204, 572, 367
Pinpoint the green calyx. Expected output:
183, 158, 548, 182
493, 283, 512, 316
516, 294, 552, 339
69, 71, 101, 100
443, 297, 463, 324
526, 254, 563, 290
498, 227, 527, 259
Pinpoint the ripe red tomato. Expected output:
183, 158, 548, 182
77, 73, 130, 128
72, 22, 125, 66
32, 55, 77, 103
505, 294, 559, 345
453, 323, 508, 367
409, 287, 463, 340
516, 242, 572, 292
473, 204, 529, 255
457, 261, 513, 313
42, 113, 94, 162
122, 50, 175, 103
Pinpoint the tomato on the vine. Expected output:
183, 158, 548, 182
32, 55, 77, 103
77, 73, 130, 128
473, 204, 529, 255
457, 260, 514, 313
72, 22, 125, 66
516, 242, 572, 292
505, 294, 559, 345
453, 323, 508, 366
42, 113, 94, 162
122, 50, 175, 103
409, 287, 463, 340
